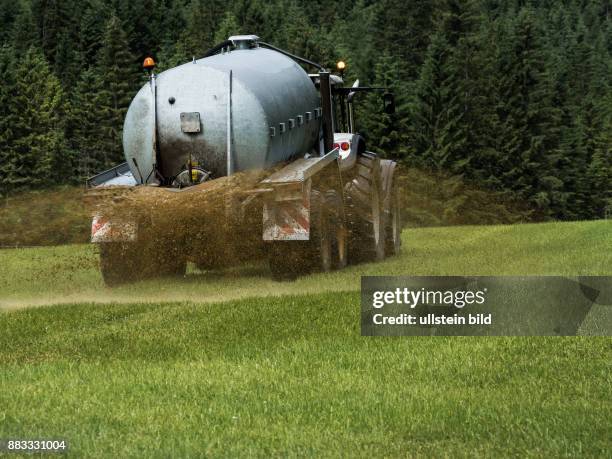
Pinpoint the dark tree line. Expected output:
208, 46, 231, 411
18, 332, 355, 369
0, 0, 610, 220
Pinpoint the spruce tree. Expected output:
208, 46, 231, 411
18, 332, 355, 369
409, 1, 484, 176
78, 0, 108, 63
587, 146, 612, 219
329, 0, 378, 83
410, 32, 453, 171
30, 0, 72, 65
356, 52, 410, 159
437, 0, 481, 175
495, 8, 561, 215
95, 14, 138, 167
374, 0, 434, 80
232, 0, 266, 38
273, 0, 331, 65
53, 31, 82, 88
467, 15, 505, 190
3, 48, 68, 191
213, 11, 240, 44
66, 67, 107, 180
182, 0, 224, 58
154, 0, 186, 44
10, 3, 38, 53
0, 45, 17, 195
551, 15, 593, 219
116, 0, 158, 60
581, 29, 612, 218
0, 0, 20, 44
155, 41, 190, 71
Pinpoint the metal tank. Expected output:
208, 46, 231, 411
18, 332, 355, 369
123, 36, 322, 185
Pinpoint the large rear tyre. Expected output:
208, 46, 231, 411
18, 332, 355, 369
156, 243, 187, 277
158, 255, 187, 277
268, 241, 309, 281
382, 163, 402, 257
100, 239, 186, 287
346, 152, 386, 263
99, 242, 142, 287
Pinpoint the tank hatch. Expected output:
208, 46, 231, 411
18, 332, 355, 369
228, 35, 260, 49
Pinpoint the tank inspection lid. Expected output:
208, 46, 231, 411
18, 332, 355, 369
229, 35, 260, 49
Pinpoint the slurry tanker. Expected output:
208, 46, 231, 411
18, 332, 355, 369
88, 35, 401, 285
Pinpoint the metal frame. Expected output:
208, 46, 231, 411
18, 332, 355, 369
261, 149, 339, 185
261, 149, 342, 241
86, 162, 132, 188
319, 72, 335, 153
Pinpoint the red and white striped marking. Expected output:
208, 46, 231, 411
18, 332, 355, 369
263, 199, 310, 241
91, 215, 137, 243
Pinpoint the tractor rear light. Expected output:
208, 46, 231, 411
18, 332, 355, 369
333, 143, 340, 150
341, 142, 350, 151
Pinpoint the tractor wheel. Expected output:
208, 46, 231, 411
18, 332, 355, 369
381, 162, 402, 256
325, 189, 348, 269
158, 254, 187, 277
100, 238, 186, 287
156, 243, 187, 277
99, 242, 142, 287
385, 182, 402, 256
268, 241, 309, 281
346, 152, 386, 263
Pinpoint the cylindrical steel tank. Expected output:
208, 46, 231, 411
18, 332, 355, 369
123, 43, 322, 184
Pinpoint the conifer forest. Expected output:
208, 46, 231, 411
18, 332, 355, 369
0, 0, 610, 220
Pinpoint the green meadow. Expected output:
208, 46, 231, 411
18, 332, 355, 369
1, 221, 610, 457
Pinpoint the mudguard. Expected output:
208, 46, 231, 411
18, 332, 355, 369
261, 149, 340, 241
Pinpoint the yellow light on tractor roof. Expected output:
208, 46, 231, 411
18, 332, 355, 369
143, 57, 156, 70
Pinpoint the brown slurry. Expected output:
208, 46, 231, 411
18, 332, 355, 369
85, 168, 278, 272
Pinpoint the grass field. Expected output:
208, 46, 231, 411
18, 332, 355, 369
1, 221, 611, 457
